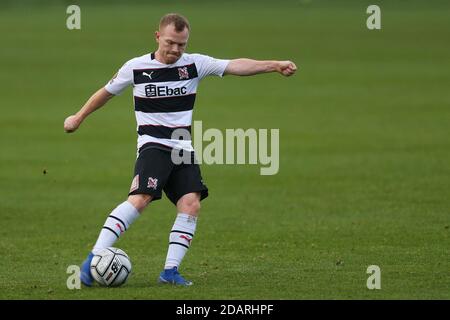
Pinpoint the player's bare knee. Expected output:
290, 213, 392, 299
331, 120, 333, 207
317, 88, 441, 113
127, 194, 152, 212
177, 193, 201, 215
188, 200, 201, 214
183, 201, 200, 215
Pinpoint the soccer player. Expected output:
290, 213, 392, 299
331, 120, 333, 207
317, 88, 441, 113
64, 13, 297, 286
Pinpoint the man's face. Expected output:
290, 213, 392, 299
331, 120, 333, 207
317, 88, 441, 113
155, 24, 189, 64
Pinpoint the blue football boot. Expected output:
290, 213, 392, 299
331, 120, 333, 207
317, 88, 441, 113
158, 267, 193, 286
80, 252, 94, 287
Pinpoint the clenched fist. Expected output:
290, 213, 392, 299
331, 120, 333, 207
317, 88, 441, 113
276, 61, 297, 77
64, 115, 82, 133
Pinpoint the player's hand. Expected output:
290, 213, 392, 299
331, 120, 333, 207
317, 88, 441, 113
276, 61, 297, 77
64, 114, 82, 133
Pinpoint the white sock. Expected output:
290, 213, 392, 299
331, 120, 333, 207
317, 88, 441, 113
164, 213, 197, 269
92, 201, 140, 254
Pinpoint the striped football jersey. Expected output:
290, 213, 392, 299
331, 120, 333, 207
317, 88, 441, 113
104, 52, 229, 153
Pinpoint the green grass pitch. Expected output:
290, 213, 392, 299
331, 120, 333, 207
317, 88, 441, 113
0, 0, 449, 299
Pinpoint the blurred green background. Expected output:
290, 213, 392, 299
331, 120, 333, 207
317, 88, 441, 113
0, 0, 449, 299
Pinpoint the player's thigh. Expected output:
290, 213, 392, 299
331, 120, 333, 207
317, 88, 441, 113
164, 161, 208, 209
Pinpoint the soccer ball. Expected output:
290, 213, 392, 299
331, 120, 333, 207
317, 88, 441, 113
90, 247, 132, 287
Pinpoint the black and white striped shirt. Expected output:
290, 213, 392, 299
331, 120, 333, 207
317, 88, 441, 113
104, 52, 229, 153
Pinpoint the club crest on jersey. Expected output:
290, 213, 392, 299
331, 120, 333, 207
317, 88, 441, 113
147, 177, 158, 190
178, 67, 189, 80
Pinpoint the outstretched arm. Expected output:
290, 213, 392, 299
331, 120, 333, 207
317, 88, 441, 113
64, 88, 114, 133
224, 59, 297, 77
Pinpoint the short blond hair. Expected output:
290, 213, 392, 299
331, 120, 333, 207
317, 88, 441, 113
159, 13, 190, 32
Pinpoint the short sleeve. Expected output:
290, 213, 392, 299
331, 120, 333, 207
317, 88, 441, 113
191, 54, 230, 80
104, 60, 134, 95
